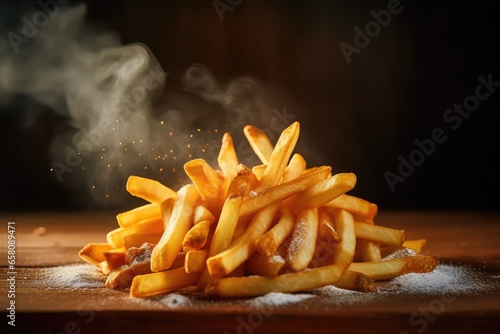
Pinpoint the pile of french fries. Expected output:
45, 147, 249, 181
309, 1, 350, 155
79, 121, 438, 298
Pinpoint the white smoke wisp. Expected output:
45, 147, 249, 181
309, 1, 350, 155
0, 3, 302, 208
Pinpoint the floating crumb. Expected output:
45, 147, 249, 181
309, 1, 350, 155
33, 226, 47, 236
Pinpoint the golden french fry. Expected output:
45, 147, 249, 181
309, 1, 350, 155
130, 268, 200, 298
324, 194, 378, 220
227, 164, 260, 196
286, 208, 319, 272
349, 255, 439, 280
239, 166, 331, 217
355, 222, 405, 247
184, 158, 225, 216
126, 175, 177, 204
255, 208, 295, 258
193, 205, 215, 225
258, 121, 300, 190
205, 261, 346, 298
105, 266, 134, 289
185, 250, 208, 274
98, 260, 110, 275
331, 210, 356, 268
123, 233, 161, 249
359, 240, 382, 262
197, 184, 246, 289
116, 203, 161, 228
281, 153, 306, 183
103, 248, 127, 271
243, 125, 274, 165
151, 184, 200, 272
218, 132, 238, 183
245, 253, 285, 277
182, 220, 211, 251
79, 243, 113, 266
251, 164, 267, 181
160, 197, 176, 229
289, 173, 357, 213
403, 239, 427, 254
334, 270, 377, 292
318, 208, 340, 242
106, 218, 163, 248
207, 203, 280, 277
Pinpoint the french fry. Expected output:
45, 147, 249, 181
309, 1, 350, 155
206, 203, 280, 277
182, 220, 211, 251
255, 208, 295, 258
151, 184, 200, 272
184, 158, 225, 216
160, 197, 176, 229
79, 243, 113, 266
324, 194, 378, 220
331, 210, 356, 269
245, 253, 286, 277
197, 184, 246, 288
289, 173, 357, 213
193, 205, 215, 225
239, 166, 331, 217
116, 203, 161, 228
334, 270, 377, 292
98, 260, 110, 275
380, 239, 428, 258
251, 164, 267, 181
359, 240, 382, 262
285, 208, 319, 272
103, 248, 127, 271
318, 208, 340, 242
205, 261, 346, 298
218, 132, 238, 184
130, 268, 200, 298
185, 250, 208, 274
123, 233, 161, 249
227, 164, 260, 196
355, 222, 405, 247
281, 153, 306, 183
106, 218, 163, 248
126, 175, 177, 204
348, 255, 439, 280
243, 125, 274, 164
258, 121, 300, 190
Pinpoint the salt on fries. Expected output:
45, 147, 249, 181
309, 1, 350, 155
79, 121, 438, 298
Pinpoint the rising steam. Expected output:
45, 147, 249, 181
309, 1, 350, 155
0, 3, 293, 208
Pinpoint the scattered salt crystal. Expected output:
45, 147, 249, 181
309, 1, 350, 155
160, 293, 192, 308
249, 191, 258, 197
247, 292, 313, 307
270, 254, 285, 264
311, 285, 379, 305
382, 248, 416, 261
41, 263, 106, 289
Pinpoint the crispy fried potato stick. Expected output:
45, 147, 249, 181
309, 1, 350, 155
227, 164, 260, 196
116, 203, 161, 228
281, 153, 306, 183
205, 262, 346, 298
79, 243, 113, 266
197, 184, 246, 289
334, 270, 377, 292
126, 175, 177, 204
103, 249, 127, 271
243, 125, 274, 164
245, 253, 286, 277
359, 240, 382, 262
331, 210, 356, 268
380, 239, 428, 258
123, 233, 161, 249
355, 222, 405, 247
182, 220, 211, 251
348, 255, 439, 280
289, 173, 357, 213
239, 166, 331, 217
185, 250, 208, 274
258, 121, 300, 190
251, 164, 267, 181
130, 268, 200, 298
106, 218, 163, 248
286, 208, 319, 272
318, 208, 340, 242
151, 184, 200, 272
184, 158, 225, 216
207, 203, 280, 277
218, 132, 239, 183
324, 194, 378, 220
255, 208, 295, 258
193, 205, 215, 225
160, 197, 176, 230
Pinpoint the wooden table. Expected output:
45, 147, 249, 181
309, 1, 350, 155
1, 211, 499, 333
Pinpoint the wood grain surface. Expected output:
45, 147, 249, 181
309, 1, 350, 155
1, 210, 499, 334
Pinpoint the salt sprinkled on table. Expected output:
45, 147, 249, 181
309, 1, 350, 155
40, 263, 106, 289
247, 292, 314, 307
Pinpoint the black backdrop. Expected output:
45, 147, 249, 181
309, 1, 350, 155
1, 0, 499, 213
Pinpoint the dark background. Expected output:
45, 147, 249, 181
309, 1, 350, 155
1, 0, 499, 213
